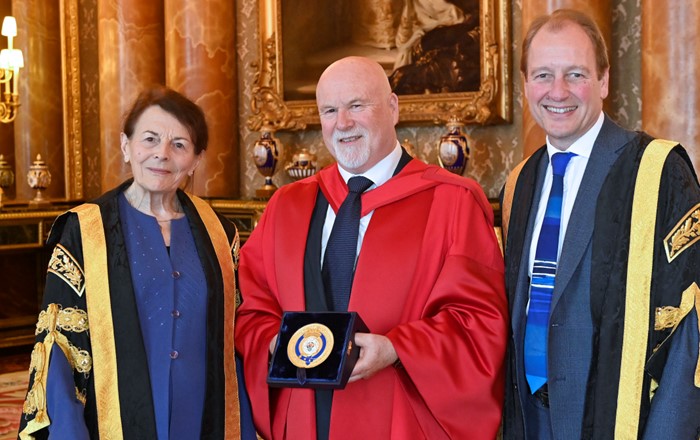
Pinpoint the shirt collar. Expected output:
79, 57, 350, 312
337, 141, 402, 190
545, 111, 604, 160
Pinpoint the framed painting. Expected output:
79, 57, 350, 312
247, 0, 511, 132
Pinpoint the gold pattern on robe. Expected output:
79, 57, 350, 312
36, 305, 88, 335
663, 203, 700, 263
47, 244, 86, 297
652, 283, 700, 388
20, 304, 93, 440
649, 378, 659, 401
67, 343, 92, 374
232, 233, 240, 270
654, 292, 693, 331
22, 343, 47, 419
75, 388, 87, 406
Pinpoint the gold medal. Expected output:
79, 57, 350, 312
287, 323, 334, 369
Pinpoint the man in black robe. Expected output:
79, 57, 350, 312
501, 9, 700, 440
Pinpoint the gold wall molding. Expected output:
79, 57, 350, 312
62, 0, 83, 200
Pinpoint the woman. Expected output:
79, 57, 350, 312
18, 86, 255, 439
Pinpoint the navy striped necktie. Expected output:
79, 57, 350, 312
322, 176, 374, 311
524, 152, 575, 393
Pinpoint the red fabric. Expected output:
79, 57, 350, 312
235, 161, 508, 439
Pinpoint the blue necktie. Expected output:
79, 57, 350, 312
524, 152, 575, 393
322, 176, 374, 311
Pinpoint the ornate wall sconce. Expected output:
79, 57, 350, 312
0, 16, 23, 124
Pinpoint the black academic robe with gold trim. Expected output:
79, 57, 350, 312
18, 181, 252, 439
503, 133, 700, 439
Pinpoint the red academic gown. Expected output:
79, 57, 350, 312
235, 159, 508, 439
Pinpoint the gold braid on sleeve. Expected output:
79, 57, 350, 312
20, 304, 92, 439
653, 282, 700, 388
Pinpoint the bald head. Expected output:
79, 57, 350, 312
316, 56, 399, 174
317, 56, 393, 102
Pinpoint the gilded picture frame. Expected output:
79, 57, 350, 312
248, 0, 511, 132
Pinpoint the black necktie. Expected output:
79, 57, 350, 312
322, 176, 374, 311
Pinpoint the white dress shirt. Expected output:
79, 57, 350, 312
527, 112, 604, 277
321, 142, 403, 268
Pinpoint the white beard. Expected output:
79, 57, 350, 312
330, 128, 371, 170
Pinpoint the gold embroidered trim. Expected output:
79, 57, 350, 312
23, 342, 47, 419
654, 286, 695, 331
24, 304, 93, 411
615, 138, 676, 440
691, 283, 700, 388
232, 233, 241, 271
71, 203, 123, 438
35, 305, 89, 335
652, 284, 698, 372
649, 378, 659, 401
186, 193, 242, 439
21, 304, 93, 440
663, 202, 700, 263
47, 244, 85, 297
67, 343, 92, 374
654, 300, 695, 332
23, 341, 92, 413
654, 306, 680, 331
75, 387, 86, 406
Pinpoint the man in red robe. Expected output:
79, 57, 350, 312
235, 56, 507, 439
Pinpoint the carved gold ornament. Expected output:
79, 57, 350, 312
47, 244, 85, 297
663, 203, 700, 263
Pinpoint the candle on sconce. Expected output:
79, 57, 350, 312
0, 50, 9, 95
0, 16, 22, 123
11, 50, 22, 94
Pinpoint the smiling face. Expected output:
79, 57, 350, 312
120, 105, 201, 195
316, 57, 399, 174
524, 21, 609, 150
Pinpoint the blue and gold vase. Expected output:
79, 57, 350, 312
285, 148, 317, 181
27, 154, 52, 209
253, 130, 280, 199
437, 117, 470, 175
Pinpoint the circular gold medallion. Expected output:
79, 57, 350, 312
287, 323, 334, 369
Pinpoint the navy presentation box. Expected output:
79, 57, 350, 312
267, 311, 369, 389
